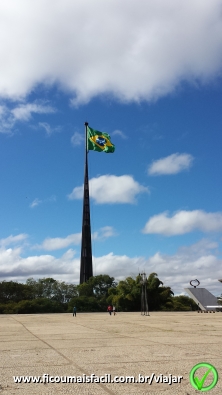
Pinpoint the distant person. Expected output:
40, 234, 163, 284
73, 306, 77, 317
113, 306, 116, 316
107, 305, 112, 316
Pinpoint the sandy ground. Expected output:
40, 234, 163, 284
0, 311, 221, 394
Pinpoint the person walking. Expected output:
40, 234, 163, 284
113, 305, 116, 316
107, 305, 112, 316
73, 306, 77, 317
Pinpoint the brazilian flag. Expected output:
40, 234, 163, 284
87, 126, 115, 153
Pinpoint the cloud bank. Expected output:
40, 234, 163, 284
0, 236, 221, 295
0, 0, 222, 104
142, 210, 222, 235
68, 175, 148, 204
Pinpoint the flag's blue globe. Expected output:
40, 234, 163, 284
96, 136, 106, 146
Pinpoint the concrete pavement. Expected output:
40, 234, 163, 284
0, 311, 222, 394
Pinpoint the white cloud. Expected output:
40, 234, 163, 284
145, 241, 222, 296
112, 130, 127, 139
39, 122, 52, 135
35, 226, 116, 251
37, 234, 82, 251
11, 103, 56, 121
39, 122, 61, 136
46, 195, 57, 203
148, 153, 194, 175
0, 102, 56, 134
0, 234, 28, 248
71, 132, 85, 146
0, 245, 147, 284
94, 253, 146, 280
68, 174, 148, 204
0, 1, 222, 103
92, 226, 117, 241
30, 198, 42, 208
95, 239, 222, 295
0, 105, 15, 134
0, 246, 78, 281
94, 241, 222, 294
142, 210, 222, 235
29, 195, 56, 208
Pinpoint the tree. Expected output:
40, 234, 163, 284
89, 275, 117, 297
0, 274, 192, 313
146, 273, 174, 310
107, 273, 174, 312
77, 274, 116, 298
0, 281, 33, 303
170, 295, 198, 311
26, 278, 78, 302
107, 276, 141, 311
75, 274, 117, 311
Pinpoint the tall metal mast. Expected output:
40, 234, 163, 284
140, 272, 150, 316
80, 122, 93, 284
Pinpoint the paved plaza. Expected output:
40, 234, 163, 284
0, 311, 222, 394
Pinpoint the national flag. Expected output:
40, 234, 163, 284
87, 126, 115, 153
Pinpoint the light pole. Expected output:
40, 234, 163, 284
139, 272, 150, 316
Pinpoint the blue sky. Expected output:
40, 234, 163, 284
0, 0, 222, 295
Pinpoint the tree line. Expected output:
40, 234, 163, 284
0, 273, 197, 314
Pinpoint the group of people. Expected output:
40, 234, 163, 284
72, 305, 116, 317
107, 305, 116, 315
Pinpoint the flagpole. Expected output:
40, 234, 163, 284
84, 121, 88, 164
79, 122, 93, 284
